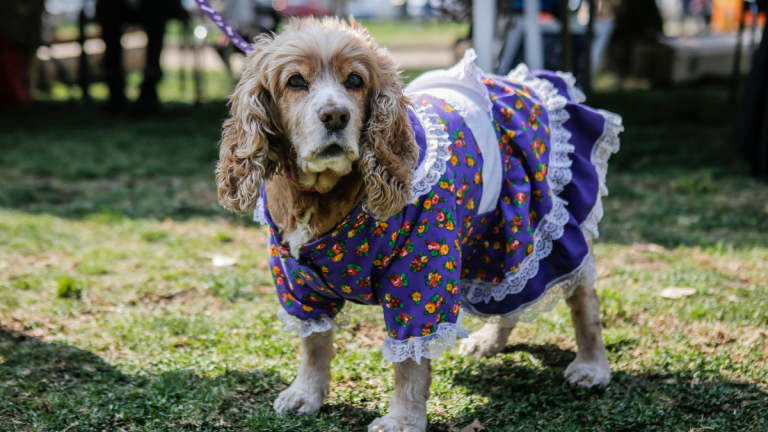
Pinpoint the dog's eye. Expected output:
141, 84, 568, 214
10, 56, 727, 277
288, 75, 308, 89
345, 74, 363, 89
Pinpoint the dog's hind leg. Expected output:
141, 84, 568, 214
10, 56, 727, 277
369, 358, 431, 432
564, 271, 612, 388
458, 322, 513, 357
274, 329, 334, 415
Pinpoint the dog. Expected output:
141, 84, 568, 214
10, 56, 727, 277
215, 17, 622, 432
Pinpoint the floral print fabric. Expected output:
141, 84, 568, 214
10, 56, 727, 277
261, 70, 620, 359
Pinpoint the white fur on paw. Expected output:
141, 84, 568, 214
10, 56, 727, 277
368, 415, 426, 432
458, 328, 507, 358
273, 387, 324, 415
564, 360, 612, 388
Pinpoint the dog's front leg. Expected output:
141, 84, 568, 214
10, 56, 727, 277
369, 359, 431, 432
564, 281, 612, 387
274, 329, 334, 415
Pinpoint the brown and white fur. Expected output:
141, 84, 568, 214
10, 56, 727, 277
216, 17, 610, 431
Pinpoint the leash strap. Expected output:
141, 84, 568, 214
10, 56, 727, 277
192, 0, 254, 53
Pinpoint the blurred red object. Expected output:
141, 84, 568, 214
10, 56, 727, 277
273, 0, 331, 18
0, 36, 30, 108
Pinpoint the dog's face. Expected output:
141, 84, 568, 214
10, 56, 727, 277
216, 17, 419, 220
274, 55, 369, 181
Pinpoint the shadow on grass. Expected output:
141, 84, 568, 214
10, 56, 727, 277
451, 344, 768, 432
0, 327, 376, 431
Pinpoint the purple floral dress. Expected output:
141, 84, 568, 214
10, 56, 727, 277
255, 51, 622, 364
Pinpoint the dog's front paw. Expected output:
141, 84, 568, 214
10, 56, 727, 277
273, 387, 324, 415
368, 415, 427, 432
564, 359, 611, 388
458, 323, 511, 358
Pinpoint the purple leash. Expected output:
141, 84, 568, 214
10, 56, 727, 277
193, 0, 255, 53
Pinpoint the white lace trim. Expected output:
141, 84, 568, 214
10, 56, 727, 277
581, 110, 623, 241
408, 104, 453, 199
380, 311, 470, 364
460, 64, 576, 305
555, 71, 587, 104
253, 196, 267, 224
276, 307, 350, 338
462, 253, 597, 327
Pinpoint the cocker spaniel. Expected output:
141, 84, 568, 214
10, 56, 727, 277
216, 17, 622, 432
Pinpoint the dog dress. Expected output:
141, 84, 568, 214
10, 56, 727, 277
255, 50, 622, 364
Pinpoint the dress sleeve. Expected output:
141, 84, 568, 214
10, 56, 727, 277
268, 236, 346, 337
376, 187, 467, 356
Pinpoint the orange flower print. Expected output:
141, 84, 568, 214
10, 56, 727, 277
424, 302, 436, 314
341, 284, 352, 293
452, 302, 461, 316
280, 292, 296, 306
466, 196, 475, 210
302, 305, 314, 312
444, 258, 457, 272
421, 322, 435, 336
439, 244, 450, 256
474, 172, 482, 185
372, 220, 388, 237
441, 103, 454, 113
445, 280, 460, 296
356, 240, 369, 256
426, 270, 442, 287
410, 290, 422, 305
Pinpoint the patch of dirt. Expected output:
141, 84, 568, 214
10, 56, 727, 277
338, 320, 386, 349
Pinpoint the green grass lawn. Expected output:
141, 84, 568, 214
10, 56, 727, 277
1, 78, 767, 431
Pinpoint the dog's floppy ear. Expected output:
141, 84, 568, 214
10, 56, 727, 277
359, 50, 419, 221
216, 36, 280, 216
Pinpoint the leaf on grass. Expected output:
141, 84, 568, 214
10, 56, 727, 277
200, 253, 239, 267
659, 287, 696, 299
632, 243, 667, 253
212, 254, 238, 267
459, 420, 485, 432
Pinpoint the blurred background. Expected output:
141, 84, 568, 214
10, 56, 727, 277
1, 0, 766, 218
1, 2, 768, 430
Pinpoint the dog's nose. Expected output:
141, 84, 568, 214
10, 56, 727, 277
318, 106, 350, 131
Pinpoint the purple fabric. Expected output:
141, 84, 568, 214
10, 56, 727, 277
408, 108, 427, 168
264, 73, 608, 341
193, 0, 254, 53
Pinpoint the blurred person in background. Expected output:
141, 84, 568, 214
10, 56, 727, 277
96, 0, 179, 115
0, 0, 45, 108
734, 0, 768, 178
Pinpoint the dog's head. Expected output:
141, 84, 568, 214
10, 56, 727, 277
216, 17, 418, 220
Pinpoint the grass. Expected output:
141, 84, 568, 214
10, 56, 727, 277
1, 73, 767, 431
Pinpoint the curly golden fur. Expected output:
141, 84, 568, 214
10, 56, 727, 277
216, 17, 418, 232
